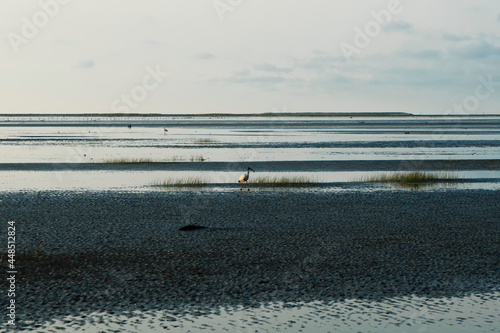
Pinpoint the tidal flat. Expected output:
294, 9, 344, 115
0, 115, 499, 332
1, 190, 499, 331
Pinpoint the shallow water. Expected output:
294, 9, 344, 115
3, 145, 500, 163
1, 170, 500, 192
1, 115, 499, 191
27, 292, 500, 333
1, 116, 500, 164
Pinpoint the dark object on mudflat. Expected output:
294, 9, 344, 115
178, 225, 207, 231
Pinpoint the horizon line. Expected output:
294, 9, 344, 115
2, 111, 500, 118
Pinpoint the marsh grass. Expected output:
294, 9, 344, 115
193, 138, 217, 144
100, 157, 154, 164
150, 177, 208, 188
189, 155, 206, 162
97, 155, 206, 164
249, 176, 317, 187
362, 171, 458, 187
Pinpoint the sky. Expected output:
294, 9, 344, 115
1, 0, 500, 115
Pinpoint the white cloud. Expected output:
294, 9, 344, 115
73, 60, 95, 69
453, 40, 500, 59
443, 34, 473, 42
385, 21, 414, 33
254, 62, 293, 73
399, 49, 442, 59
232, 70, 251, 77
226, 76, 286, 85
196, 53, 216, 60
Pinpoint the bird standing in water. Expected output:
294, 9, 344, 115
238, 167, 255, 191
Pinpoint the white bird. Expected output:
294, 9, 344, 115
238, 167, 255, 191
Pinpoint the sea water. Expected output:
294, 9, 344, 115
0, 115, 499, 191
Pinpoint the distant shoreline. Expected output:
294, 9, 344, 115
1, 112, 499, 118
2, 113, 500, 128
2, 112, 412, 117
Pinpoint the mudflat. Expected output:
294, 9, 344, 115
1, 189, 499, 330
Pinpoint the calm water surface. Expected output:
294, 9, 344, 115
1, 116, 500, 191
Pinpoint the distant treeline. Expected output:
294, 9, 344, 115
2, 112, 500, 118
0, 112, 414, 117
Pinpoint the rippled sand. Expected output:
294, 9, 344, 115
1, 190, 498, 332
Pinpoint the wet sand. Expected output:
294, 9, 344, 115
1, 189, 499, 331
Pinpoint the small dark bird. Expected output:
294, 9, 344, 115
128, 124, 132, 129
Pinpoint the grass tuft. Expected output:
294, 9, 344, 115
97, 155, 206, 164
99, 157, 153, 164
150, 177, 208, 187
361, 171, 458, 186
193, 138, 217, 144
249, 176, 317, 187
189, 155, 206, 162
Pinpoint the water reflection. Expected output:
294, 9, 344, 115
0, 170, 499, 192
27, 292, 500, 333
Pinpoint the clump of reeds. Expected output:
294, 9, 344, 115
250, 176, 317, 187
100, 157, 154, 164
150, 177, 207, 187
189, 155, 206, 162
97, 155, 206, 164
361, 171, 458, 186
193, 138, 217, 144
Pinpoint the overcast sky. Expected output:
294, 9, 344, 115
1, 0, 500, 114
